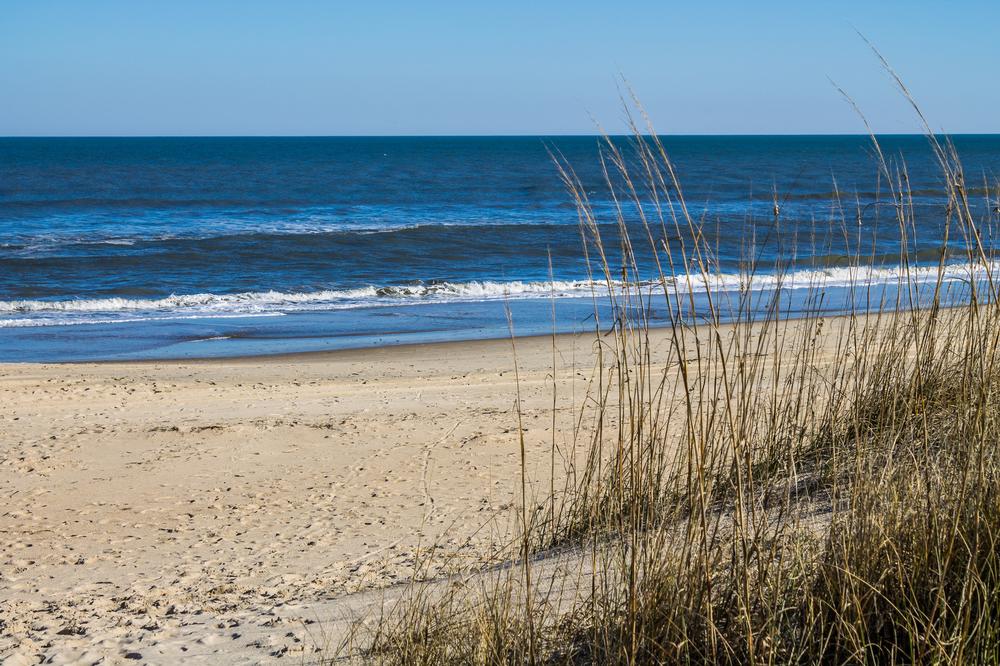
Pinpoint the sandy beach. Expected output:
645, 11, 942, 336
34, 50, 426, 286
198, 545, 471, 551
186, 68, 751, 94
0, 328, 652, 664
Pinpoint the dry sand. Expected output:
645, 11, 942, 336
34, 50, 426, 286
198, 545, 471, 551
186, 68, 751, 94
0, 307, 871, 665
1, 328, 657, 665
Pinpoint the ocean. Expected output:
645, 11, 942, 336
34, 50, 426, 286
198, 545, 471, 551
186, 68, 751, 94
1, 135, 998, 362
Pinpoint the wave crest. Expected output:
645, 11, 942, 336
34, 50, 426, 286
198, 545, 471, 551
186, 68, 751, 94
1, 263, 994, 328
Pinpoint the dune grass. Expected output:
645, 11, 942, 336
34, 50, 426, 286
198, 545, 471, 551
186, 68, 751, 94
333, 78, 1000, 665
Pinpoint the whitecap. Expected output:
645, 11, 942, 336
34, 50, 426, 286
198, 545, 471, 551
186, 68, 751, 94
0, 262, 993, 328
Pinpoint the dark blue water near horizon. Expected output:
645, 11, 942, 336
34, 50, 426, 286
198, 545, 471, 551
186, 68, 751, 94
2, 135, 999, 361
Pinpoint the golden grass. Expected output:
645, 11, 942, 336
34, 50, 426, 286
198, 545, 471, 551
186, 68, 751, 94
332, 70, 1000, 665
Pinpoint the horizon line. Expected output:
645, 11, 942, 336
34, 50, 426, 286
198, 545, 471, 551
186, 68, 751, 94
3, 131, 1000, 140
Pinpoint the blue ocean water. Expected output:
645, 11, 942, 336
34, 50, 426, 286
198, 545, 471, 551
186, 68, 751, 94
1, 135, 998, 361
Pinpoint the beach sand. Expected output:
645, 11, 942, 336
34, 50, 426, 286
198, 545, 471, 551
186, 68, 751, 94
0, 308, 870, 665
1, 327, 651, 664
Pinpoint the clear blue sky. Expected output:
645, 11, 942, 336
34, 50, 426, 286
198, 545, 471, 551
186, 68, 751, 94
1, 1, 997, 136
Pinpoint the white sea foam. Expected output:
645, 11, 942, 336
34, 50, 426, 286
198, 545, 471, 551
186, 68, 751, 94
0, 313, 285, 328
0, 280, 597, 319
1, 262, 994, 328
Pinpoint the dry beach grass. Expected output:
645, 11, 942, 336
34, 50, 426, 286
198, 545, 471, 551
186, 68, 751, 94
342, 89, 1000, 663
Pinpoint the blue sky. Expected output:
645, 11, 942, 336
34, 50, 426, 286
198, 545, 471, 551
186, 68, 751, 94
1, 1, 997, 136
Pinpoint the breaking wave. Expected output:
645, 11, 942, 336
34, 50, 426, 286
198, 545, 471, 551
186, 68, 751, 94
1, 262, 995, 328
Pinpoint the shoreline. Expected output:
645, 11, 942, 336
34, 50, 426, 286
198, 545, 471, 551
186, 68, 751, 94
109, 328, 602, 366
0, 327, 601, 367
2, 268, 977, 364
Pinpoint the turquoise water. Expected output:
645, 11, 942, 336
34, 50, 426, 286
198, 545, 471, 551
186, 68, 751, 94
1, 135, 997, 361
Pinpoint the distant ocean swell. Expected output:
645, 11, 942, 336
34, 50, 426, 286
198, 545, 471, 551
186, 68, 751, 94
1, 262, 991, 329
